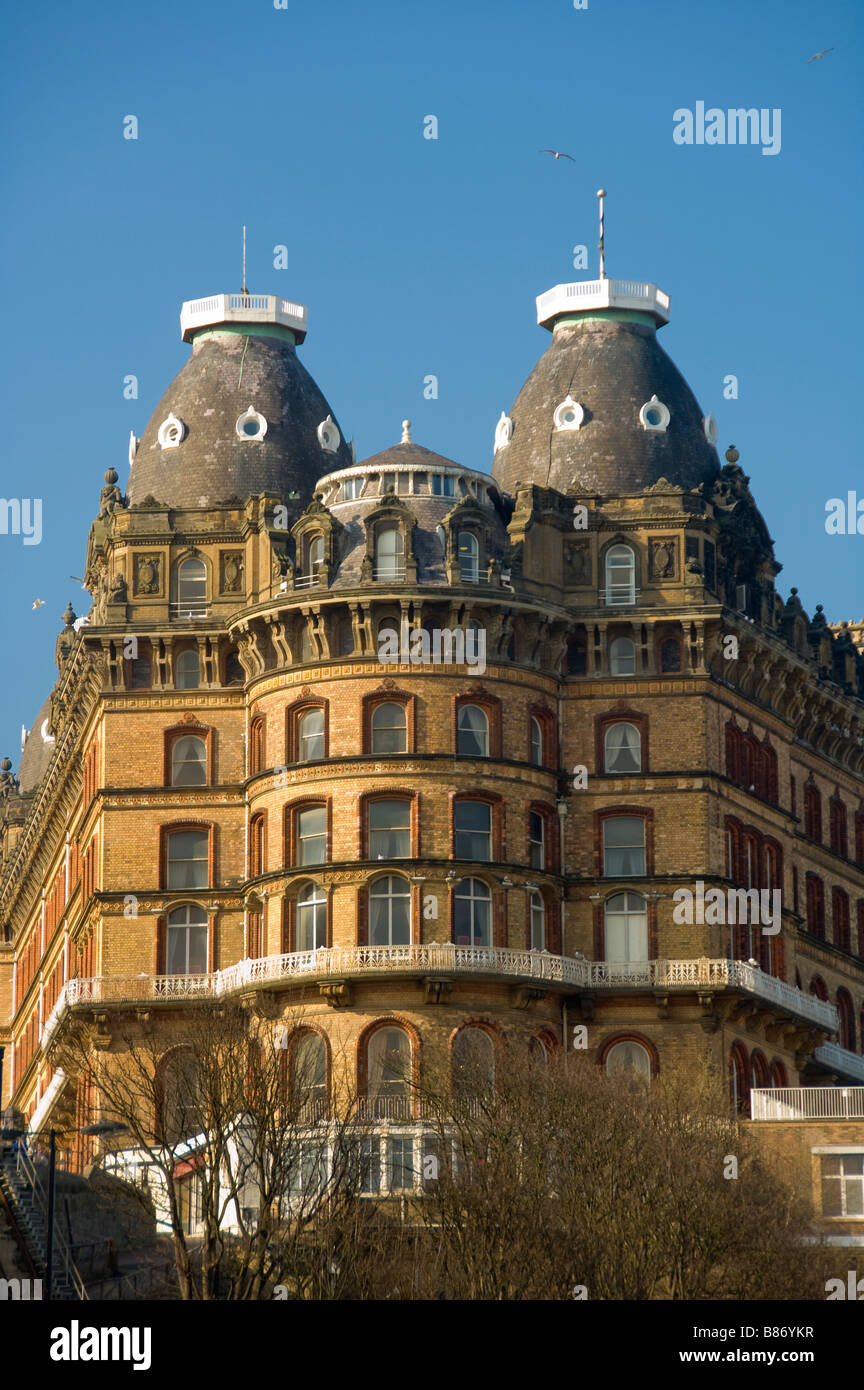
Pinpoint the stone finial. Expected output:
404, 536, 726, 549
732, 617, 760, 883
62, 602, 76, 629
725, 445, 739, 464
104, 468, 119, 485
401, 420, 412, 443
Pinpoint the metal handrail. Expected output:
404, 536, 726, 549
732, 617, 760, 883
13, 1143, 88, 1299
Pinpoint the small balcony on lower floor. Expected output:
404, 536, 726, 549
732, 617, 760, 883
750, 1086, 864, 1121
808, 1041, 864, 1085
37, 949, 839, 1052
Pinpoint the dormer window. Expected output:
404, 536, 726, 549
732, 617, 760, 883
639, 396, 670, 432
457, 531, 480, 582
158, 413, 186, 450
604, 544, 636, 606
553, 395, 584, 431
343, 477, 362, 500
235, 406, 268, 440
317, 415, 340, 452
375, 525, 404, 581
306, 535, 325, 573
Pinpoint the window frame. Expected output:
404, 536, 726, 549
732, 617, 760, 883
286, 698, 330, 765
454, 693, 502, 759
164, 722, 215, 787
452, 794, 502, 863
285, 798, 332, 869
362, 692, 415, 755
597, 710, 648, 774
160, 822, 216, 892
597, 808, 651, 878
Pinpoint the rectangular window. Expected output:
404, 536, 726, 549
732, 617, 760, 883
167, 922, 208, 975
703, 540, 716, 593
602, 817, 646, 877
821, 1154, 864, 1217
432, 474, 455, 496
529, 812, 545, 870
421, 1133, 440, 1188
297, 806, 327, 865
386, 1136, 415, 1192
359, 1137, 381, 1195
454, 801, 492, 861
342, 477, 362, 500
167, 831, 209, 889
368, 799, 410, 858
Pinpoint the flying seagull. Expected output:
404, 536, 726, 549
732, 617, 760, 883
540, 149, 575, 161
807, 47, 834, 62
32, 599, 45, 609
70, 575, 88, 588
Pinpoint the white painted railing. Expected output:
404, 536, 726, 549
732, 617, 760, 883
180, 293, 308, 341
40, 952, 837, 1049
536, 279, 671, 327
751, 1086, 864, 1121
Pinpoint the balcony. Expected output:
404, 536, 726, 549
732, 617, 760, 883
373, 567, 405, 582
180, 293, 308, 343
751, 1086, 864, 1121
536, 279, 670, 329
811, 1041, 864, 1084
39, 952, 838, 1050
170, 601, 208, 620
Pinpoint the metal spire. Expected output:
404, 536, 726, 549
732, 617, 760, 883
242, 225, 247, 295
597, 189, 607, 280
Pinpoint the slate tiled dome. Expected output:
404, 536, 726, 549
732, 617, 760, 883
492, 316, 720, 498
128, 313, 351, 510
17, 697, 54, 794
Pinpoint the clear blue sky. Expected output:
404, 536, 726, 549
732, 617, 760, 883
0, 0, 860, 758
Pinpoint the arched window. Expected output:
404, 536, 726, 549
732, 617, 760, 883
604, 1039, 652, 1083
725, 723, 741, 783
750, 1050, 769, 1091
166, 831, 209, 889
375, 525, 404, 580
603, 892, 648, 963
166, 904, 208, 975
604, 722, 641, 773
830, 798, 849, 857
729, 1043, 749, 1114
290, 1031, 328, 1119
809, 975, 829, 1002
769, 1059, 788, 1087
369, 876, 411, 946
366, 1026, 412, 1118
454, 801, 492, 861
529, 890, 546, 950
833, 888, 851, 953
454, 877, 491, 947
298, 708, 325, 762
804, 783, 822, 842
306, 534, 325, 574
249, 813, 265, 876
175, 649, 200, 690
529, 1036, 548, 1064
457, 704, 489, 757
159, 1047, 202, 1144
368, 799, 410, 858
659, 637, 681, 673
171, 736, 206, 787
604, 544, 636, 606
249, 716, 265, 775
452, 1027, 495, 1095
371, 701, 407, 754
530, 716, 543, 766
806, 875, 825, 939
837, 989, 856, 1052
609, 636, 636, 676
602, 817, 646, 876
457, 531, 479, 582
177, 557, 207, 616
297, 883, 327, 951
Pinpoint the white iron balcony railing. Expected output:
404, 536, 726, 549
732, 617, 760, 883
356, 1096, 416, 1121
751, 1086, 864, 1121
373, 566, 406, 582
293, 572, 322, 590
601, 587, 639, 607
180, 293, 308, 342
536, 279, 671, 329
39, 952, 838, 1051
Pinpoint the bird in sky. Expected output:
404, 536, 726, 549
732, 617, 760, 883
807, 48, 834, 62
70, 574, 88, 588
540, 149, 575, 161
32, 599, 45, 609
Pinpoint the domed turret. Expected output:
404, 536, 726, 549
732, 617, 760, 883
492, 276, 720, 498
127, 292, 351, 509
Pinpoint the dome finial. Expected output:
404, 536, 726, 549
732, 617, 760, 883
597, 189, 607, 280
401, 419, 412, 443
241, 224, 247, 295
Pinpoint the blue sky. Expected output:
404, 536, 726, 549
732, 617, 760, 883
0, 0, 860, 756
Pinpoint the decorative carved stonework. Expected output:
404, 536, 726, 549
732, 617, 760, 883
567, 542, 591, 584
221, 551, 244, 593
319, 980, 353, 1008
650, 538, 677, 580
424, 978, 453, 1004
134, 553, 162, 596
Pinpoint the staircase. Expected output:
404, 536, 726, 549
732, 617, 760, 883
0, 1143, 84, 1299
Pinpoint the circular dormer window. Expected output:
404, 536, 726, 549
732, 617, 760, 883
494, 411, 513, 452
639, 395, 670, 432
317, 415, 340, 453
553, 395, 584, 432
702, 412, 719, 445
157, 413, 186, 449
235, 406, 268, 441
